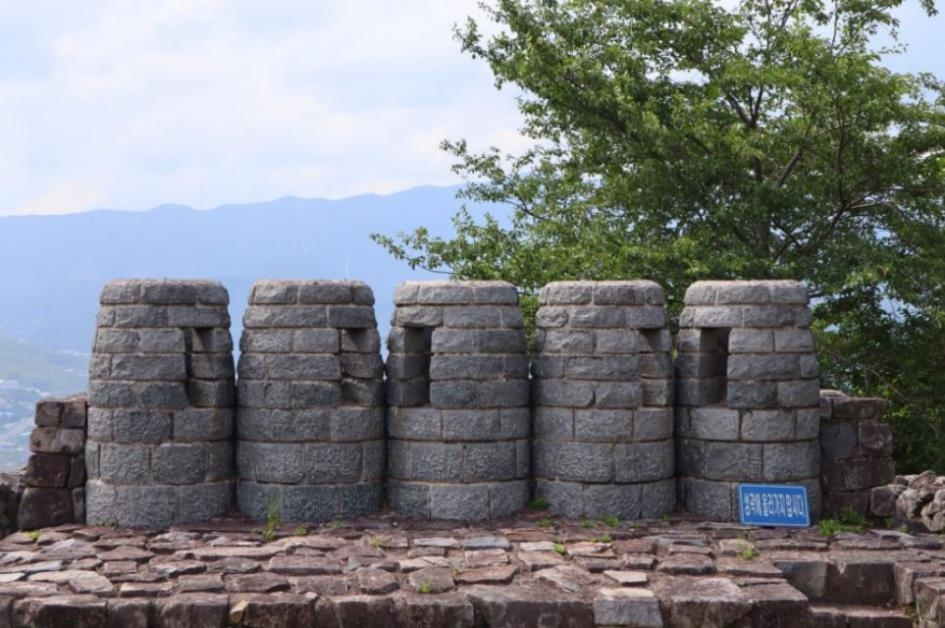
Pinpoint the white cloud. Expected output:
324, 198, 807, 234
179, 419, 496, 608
0, 0, 525, 214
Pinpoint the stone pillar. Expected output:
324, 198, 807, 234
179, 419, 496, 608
531, 281, 675, 519
18, 395, 88, 529
676, 280, 821, 521
818, 391, 895, 517
86, 280, 236, 528
386, 281, 530, 519
235, 280, 384, 522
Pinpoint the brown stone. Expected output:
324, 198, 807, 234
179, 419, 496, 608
225, 572, 291, 593
99, 546, 154, 562
323, 595, 397, 628
656, 576, 751, 628
148, 559, 207, 577
357, 567, 399, 594
25, 453, 71, 488
810, 603, 912, 628
0, 581, 59, 598
893, 562, 945, 605
228, 594, 316, 628
267, 554, 341, 575
534, 565, 596, 594
178, 573, 224, 593
742, 582, 810, 627
715, 557, 783, 578
463, 548, 508, 568
465, 585, 594, 628
454, 564, 518, 585
768, 552, 828, 600
395, 592, 474, 628
915, 577, 945, 624
205, 556, 261, 574
518, 550, 566, 571
825, 551, 896, 605
157, 593, 228, 628
407, 566, 454, 594
106, 598, 153, 628
119, 582, 174, 598
17, 487, 75, 529
12, 594, 107, 628
657, 553, 716, 575
291, 575, 350, 596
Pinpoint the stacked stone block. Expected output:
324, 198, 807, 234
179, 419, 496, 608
531, 281, 675, 519
817, 390, 895, 517
17, 395, 87, 529
236, 280, 384, 522
85, 280, 236, 528
386, 281, 530, 519
676, 280, 822, 521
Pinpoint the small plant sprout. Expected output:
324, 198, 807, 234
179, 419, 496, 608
370, 535, 383, 549
26, 530, 40, 542
592, 533, 613, 544
536, 517, 554, 529
739, 547, 758, 560
418, 581, 432, 594
600, 515, 620, 528
581, 519, 595, 529
292, 525, 308, 536
529, 497, 550, 510
553, 543, 567, 555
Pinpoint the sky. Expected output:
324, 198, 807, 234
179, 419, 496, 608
0, 0, 942, 216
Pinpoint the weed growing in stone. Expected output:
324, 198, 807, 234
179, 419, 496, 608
418, 581, 432, 594
257, 501, 281, 542
536, 517, 554, 528
529, 497, 550, 510
600, 515, 620, 528
553, 543, 566, 555
817, 507, 868, 536
26, 530, 40, 542
292, 525, 308, 536
739, 547, 758, 560
581, 519, 595, 529
592, 533, 613, 543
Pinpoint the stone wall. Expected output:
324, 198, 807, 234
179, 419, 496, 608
6, 277, 910, 530
236, 280, 385, 522
386, 281, 530, 520
85, 280, 236, 528
676, 280, 822, 521
17, 395, 88, 530
531, 281, 675, 519
819, 391, 894, 518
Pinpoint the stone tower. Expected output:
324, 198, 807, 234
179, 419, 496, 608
386, 281, 530, 519
235, 280, 384, 522
676, 280, 821, 520
531, 281, 676, 519
85, 280, 235, 528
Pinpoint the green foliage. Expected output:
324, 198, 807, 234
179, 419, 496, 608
581, 519, 595, 529
553, 542, 567, 555
257, 501, 281, 542
292, 525, 309, 537
739, 547, 758, 560
26, 530, 40, 542
529, 497, 550, 510
374, 0, 945, 473
536, 516, 555, 528
592, 533, 613, 543
817, 506, 869, 535
418, 581, 432, 594
599, 515, 620, 528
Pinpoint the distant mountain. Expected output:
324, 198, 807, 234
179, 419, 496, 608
0, 184, 492, 353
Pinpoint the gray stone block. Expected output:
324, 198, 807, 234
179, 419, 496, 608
189, 353, 235, 380
386, 407, 442, 440
306, 443, 363, 483
281, 483, 342, 522
340, 354, 383, 379
173, 408, 233, 442
463, 442, 517, 482
820, 422, 858, 459
641, 378, 674, 406
394, 306, 444, 328
116, 484, 178, 529
681, 477, 735, 520
689, 408, 740, 441
532, 380, 594, 408
340, 379, 384, 406
703, 442, 763, 481
330, 407, 383, 442
683, 282, 717, 305
430, 380, 528, 409
266, 354, 341, 380
741, 305, 812, 328
393, 282, 420, 305
676, 437, 704, 477
328, 305, 376, 329
85, 480, 117, 525
535, 307, 569, 327
614, 440, 674, 482
531, 355, 566, 379
336, 482, 383, 517
340, 328, 380, 353
431, 483, 490, 520
250, 281, 299, 304
741, 410, 794, 442
176, 482, 231, 524
361, 440, 386, 481
533, 407, 574, 440
237, 354, 267, 379
727, 354, 800, 380
500, 409, 531, 440
729, 329, 774, 353
540, 282, 593, 305
101, 280, 144, 304
89, 381, 189, 410
795, 408, 820, 439
714, 282, 772, 304
592, 329, 638, 354
774, 329, 815, 352
236, 480, 281, 521
387, 441, 462, 482
441, 409, 500, 441
640, 353, 673, 378
190, 328, 233, 353
430, 355, 505, 380
385, 379, 429, 407
633, 408, 673, 441
85, 441, 100, 478
99, 444, 150, 484
152, 444, 209, 485
777, 379, 820, 407
570, 306, 626, 328
626, 306, 668, 329
763, 441, 820, 481
640, 479, 677, 518
206, 441, 233, 481
443, 306, 502, 328
727, 381, 777, 408
594, 381, 643, 408
86, 408, 113, 442
298, 281, 364, 305
567, 356, 639, 380
243, 306, 328, 328
388, 481, 431, 518
535, 480, 586, 518
432, 329, 525, 354
536, 442, 613, 482
239, 328, 292, 355
290, 382, 342, 407
237, 407, 330, 443
167, 305, 230, 328
489, 480, 528, 517
691, 306, 743, 327
574, 409, 633, 441
472, 282, 518, 304
237, 441, 307, 483
417, 282, 473, 305
112, 410, 172, 444
584, 483, 643, 519
593, 281, 664, 306
187, 380, 236, 408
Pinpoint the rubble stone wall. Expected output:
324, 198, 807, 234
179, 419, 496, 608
819, 391, 894, 518
386, 281, 530, 520
236, 280, 385, 522
676, 280, 823, 521
85, 280, 237, 529
531, 281, 675, 519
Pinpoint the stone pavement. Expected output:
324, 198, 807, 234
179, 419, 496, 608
1, 511, 943, 627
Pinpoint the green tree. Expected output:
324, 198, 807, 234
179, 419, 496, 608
374, 0, 945, 471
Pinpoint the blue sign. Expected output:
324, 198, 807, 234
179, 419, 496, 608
738, 484, 810, 527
